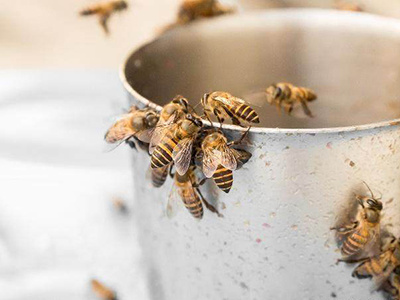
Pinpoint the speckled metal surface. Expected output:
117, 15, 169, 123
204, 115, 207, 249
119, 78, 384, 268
122, 10, 400, 300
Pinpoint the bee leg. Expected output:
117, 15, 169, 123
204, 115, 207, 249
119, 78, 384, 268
203, 110, 215, 127
213, 109, 225, 128
330, 221, 358, 234
99, 13, 110, 35
169, 164, 175, 178
227, 126, 251, 147
196, 187, 223, 218
338, 257, 370, 264
300, 100, 314, 118
275, 100, 282, 115
283, 102, 293, 115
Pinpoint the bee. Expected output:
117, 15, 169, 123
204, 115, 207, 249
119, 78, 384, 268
149, 96, 189, 153
151, 114, 203, 175
168, 166, 222, 219
331, 184, 383, 261
201, 91, 260, 126
80, 0, 128, 35
265, 83, 317, 117
91, 279, 117, 300
200, 129, 250, 193
177, 0, 235, 25
105, 106, 159, 149
352, 237, 400, 290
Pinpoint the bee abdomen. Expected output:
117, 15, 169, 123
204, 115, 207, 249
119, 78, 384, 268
233, 104, 259, 123
213, 165, 233, 193
341, 233, 367, 256
151, 166, 169, 188
151, 137, 177, 169
180, 191, 203, 219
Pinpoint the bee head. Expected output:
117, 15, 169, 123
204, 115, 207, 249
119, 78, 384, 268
181, 114, 203, 133
186, 114, 203, 127
365, 198, 383, 211
145, 111, 159, 128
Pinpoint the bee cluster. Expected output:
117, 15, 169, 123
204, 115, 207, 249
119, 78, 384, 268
105, 92, 260, 219
331, 183, 400, 300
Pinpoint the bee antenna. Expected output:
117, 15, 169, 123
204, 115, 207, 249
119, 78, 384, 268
362, 181, 375, 199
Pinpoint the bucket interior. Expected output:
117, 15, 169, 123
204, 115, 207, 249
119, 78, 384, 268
124, 10, 400, 129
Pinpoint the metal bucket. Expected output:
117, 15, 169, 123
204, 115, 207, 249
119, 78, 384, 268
121, 10, 400, 300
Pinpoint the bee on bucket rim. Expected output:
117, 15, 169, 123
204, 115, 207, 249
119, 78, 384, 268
149, 95, 189, 154
168, 166, 222, 219
200, 128, 250, 193
352, 237, 400, 290
105, 106, 159, 150
331, 183, 383, 261
265, 82, 317, 117
91, 279, 117, 300
79, 0, 128, 34
201, 91, 260, 126
151, 113, 203, 175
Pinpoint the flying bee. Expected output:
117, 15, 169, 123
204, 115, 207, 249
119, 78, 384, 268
105, 106, 159, 150
149, 95, 189, 153
265, 83, 317, 117
80, 0, 128, 35
90, 279, 117, 300
168, 166, 222, 219
201, 91, 260, 126
352, 237, 400, 290
177, 0, 235, 25
200, 128, 250, 193
331, 183, 383, 261
151, 114, 203, 175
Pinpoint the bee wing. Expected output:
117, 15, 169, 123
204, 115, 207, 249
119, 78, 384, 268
202, 148, 219, 178
373, 261, 397, 291
219, 145, 237, 171
167, 183, 182, 218
104, 115, 134, 144
149, 115, 178, 154
136, 128, 154, 143
172, 138, 194, 176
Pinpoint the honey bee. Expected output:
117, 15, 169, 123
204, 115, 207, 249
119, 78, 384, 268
265, 83, 317, 117
80, 0, 128, 34
91, 279, 117, 300
352, 237, 400, 290
149, 96, 189, 153
105, 106, 159, 149
168, 166, 222, 219
201, 91, 260, 126
331, 184, 383, 261
177, 0, 235, 25
200, 129, 250, 193
151, 114, 203, 175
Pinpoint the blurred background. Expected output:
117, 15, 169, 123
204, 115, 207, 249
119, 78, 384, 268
2, 0, 400, 299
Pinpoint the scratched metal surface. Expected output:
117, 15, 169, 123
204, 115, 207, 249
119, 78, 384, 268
124, 11, 400, 300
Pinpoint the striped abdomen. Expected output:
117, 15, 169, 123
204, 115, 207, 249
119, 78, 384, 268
353, 258, 384, 279
231, 103, 259, 123
151, 165, 169, 188
151, 133, 177, 169
213, 165, 233, 193
177, 181, 203, 219
341, 228, 369, 257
